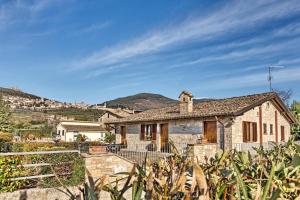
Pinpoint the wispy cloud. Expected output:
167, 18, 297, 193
207, 67, 300, 89
171, 37, 300, 68
76, 21, 111, 34
0, 0, 68, 30
71, 0, 300, 71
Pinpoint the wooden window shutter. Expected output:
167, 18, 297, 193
281, 126, 285, 141
152, 124, 157, 140
252, 122, 258, 142
243, 121, 247, 142
140, 125, 145, 140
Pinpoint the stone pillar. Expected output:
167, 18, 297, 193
217, 121, 225, 150
156, 123, 161, 151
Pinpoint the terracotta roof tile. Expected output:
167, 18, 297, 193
62, 125, 107, 132
108, 92, 278, 123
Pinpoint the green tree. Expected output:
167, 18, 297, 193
0, 94, 11, 132
104, 133, 116, 144
291, 100, 300, 139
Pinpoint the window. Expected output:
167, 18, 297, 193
270, 124, 273, 135
62, 130, 65, 136
140, 124, 157, 141
263, 123, 267, 135
266, 102, 270, 110
58, 130, 61, 135
281, 126, 285, 142
243, 121, 258, 142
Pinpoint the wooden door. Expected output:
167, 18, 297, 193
121, 126, 126, 144
204, 121, 217, 143
160, 124, 169, 151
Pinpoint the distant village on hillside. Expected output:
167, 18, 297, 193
1, 87, 106, 111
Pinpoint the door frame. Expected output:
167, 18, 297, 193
160, 123, 169, 151
203, 121, 217, 143
120, 126, 126, 145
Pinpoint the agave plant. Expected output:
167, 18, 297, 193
55, 137, 300, 200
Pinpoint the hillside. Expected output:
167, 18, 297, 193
104, 93, 178, 111
0, 87, 41, 99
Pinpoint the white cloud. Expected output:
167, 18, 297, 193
72, 0, 300, 70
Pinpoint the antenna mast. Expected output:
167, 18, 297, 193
267, 65, 285, 92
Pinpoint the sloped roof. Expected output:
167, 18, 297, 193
179, 90, 193, 98
100, 108, 133, 118
62, 124, 107, 132
107, 92, 297, 124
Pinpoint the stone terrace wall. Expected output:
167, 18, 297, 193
84, 153, 134, 199
193, 143, 218, 163
84, 153, 134, 180
0, 187, 80, 200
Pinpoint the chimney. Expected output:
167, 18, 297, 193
179, 91, 193, 114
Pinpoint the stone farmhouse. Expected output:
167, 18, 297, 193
56, 121, 108, 142
106, 91, 297, 153
98, 108, 134, 124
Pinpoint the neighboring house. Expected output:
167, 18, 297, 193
99, 108, 135, 133
56, 121, 108, 142
99, 108, 133, 124
106, 91, 297, 152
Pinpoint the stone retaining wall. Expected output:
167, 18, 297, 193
0, 186, 80, 200
193, 143, 218, 163
84, 153, 134, 199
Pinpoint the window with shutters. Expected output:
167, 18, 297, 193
242, 121, 258, 142
263, 123, 267, 135
270, 124, 273, 135
140, 124, 157, 141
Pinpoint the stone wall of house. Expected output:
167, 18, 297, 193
223, 123, 232, 150
0, 187, 80, 200
114, 118, 233, 150
232, 101, 291, 148
193, 143, 218, 163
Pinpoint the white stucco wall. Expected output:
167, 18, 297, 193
56, 124, 67, 141
56, 121, 106, 142
65, 131, 106, 142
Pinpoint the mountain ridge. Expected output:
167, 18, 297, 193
103, 93, 178, 111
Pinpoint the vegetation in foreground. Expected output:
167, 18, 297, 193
58, 137, 300, 200
0, 151, 85, 193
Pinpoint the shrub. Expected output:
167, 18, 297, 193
104, 133, 116, 144
0, 156, 26, 192
36, 152, 85, 188
0, 132, 13, 142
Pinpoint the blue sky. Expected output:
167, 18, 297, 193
0, 0, 300, 104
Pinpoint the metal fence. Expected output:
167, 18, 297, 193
104, 142, 191, 164
232, 141, 286, 154
0, 150, 80, 182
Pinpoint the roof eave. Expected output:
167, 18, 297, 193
105, 113, 234, 124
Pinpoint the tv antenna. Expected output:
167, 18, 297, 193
268, 65, 285, 92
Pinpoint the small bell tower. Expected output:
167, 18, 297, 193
179, 91, 193, 114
